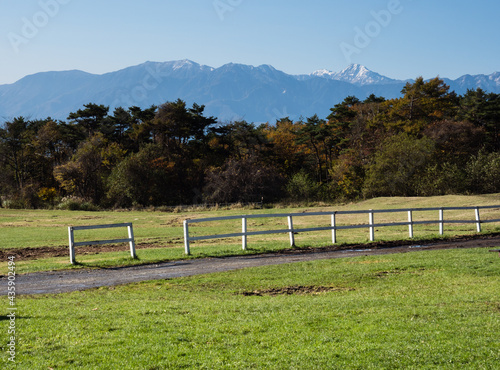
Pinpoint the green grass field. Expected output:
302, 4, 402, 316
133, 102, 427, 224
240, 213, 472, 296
1, 194, 500, 274
1, 195, 500, 368
4, 248, 500, 369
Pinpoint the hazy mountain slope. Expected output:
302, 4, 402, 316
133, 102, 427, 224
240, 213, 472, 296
1, 60, 498, 123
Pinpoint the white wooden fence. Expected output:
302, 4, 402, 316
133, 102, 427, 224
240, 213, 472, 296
68, 223, 137, 264
183, 206, 500, 255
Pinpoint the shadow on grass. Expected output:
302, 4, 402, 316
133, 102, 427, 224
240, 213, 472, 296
72, 247, 279, 270
0, 315, 31, 320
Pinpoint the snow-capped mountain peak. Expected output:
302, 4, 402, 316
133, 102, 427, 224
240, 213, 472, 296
311, 69, 336, 78
312, 64, 397, 85
172, 59, 197, 69
336, 64, 371, 79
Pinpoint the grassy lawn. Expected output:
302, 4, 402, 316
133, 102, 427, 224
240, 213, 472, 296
4, 248, 500, 369
1, 194, 500, 274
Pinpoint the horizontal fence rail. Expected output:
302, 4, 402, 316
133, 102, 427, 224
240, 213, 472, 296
68, 223, 137, 264
183, 206, 500, 255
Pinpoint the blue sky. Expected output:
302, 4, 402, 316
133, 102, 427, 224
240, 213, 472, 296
1, 0, 499, 85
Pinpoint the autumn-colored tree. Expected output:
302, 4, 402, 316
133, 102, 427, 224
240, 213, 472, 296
381, 77, 457, 134
261, 118, 309, 177
2, 87, 500, 209
54, 134, 125, 204
329, 151, 365, 200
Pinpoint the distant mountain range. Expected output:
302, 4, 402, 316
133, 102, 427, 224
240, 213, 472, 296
1, 60, 499, 123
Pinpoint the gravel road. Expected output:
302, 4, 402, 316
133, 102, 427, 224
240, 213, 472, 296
3, 235, 499, 296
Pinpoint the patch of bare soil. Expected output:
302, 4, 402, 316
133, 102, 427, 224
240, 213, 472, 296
0, 243, 158, 261
240, 285, 354, 296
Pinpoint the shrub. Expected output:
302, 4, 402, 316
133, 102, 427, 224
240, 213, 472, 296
465, 150, 500, 193
363, 133, 435, 197
56, 196, 100, 211
285, 171, 321, 201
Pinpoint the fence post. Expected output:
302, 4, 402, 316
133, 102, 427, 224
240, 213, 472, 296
288, 215, 295, 246
369, 210, 375, 242
127, 223, 137, 259
183, 220, 191, 255
439, 208, 444, 235
331, 213, 337, 244
68, 226, 76, 264
408, 210, 414, 239
475, 207, 482, 233
242, 217, 247, 250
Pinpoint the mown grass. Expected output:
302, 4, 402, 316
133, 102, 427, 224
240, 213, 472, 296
1, 194, 500, 274
5, 248, 500, 369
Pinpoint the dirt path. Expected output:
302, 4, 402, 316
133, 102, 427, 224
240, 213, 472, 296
2, 234, 499, 296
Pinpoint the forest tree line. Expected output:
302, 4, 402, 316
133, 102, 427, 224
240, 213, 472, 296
1, 77, 500, 209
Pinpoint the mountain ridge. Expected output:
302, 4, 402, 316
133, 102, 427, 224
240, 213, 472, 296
1, 60, 499, 123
